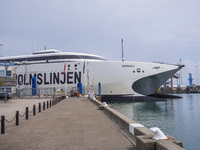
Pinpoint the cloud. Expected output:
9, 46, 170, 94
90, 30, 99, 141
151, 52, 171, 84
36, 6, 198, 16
0, 0, 200, 68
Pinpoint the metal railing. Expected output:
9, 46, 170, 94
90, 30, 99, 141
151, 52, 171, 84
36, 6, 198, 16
16, 87, 56, 98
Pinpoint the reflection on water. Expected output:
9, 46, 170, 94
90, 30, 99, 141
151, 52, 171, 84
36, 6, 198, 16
107, 94, 200, 150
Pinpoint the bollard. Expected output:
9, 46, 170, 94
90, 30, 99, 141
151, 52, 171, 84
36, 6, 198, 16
43, 102, 45, 110
16, 111, 19, 126
1, 116, 5, 134
50, 100, 52, 107
26, 107, 29, 120
33, 105, 36, 116
47, 101, 49, 109
39, 103, 41, 113
52, 100, 54, 106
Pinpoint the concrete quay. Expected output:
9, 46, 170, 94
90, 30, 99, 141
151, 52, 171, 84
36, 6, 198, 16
93, 98, 185, 150
0, 97, 135, 150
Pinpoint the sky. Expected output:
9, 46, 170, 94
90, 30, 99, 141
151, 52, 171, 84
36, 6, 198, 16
1, 0, 200, 86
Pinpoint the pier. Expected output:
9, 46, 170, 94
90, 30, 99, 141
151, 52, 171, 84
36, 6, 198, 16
0, 97, 184, 150
0, 97, 135, 150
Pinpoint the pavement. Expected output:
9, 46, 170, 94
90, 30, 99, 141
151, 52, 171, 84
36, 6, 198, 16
0, 97, 136, 150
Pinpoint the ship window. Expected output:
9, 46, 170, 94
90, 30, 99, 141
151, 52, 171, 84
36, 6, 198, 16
133, 71, 135, 73
142, 70, 144, 73
0, 54, 106, 62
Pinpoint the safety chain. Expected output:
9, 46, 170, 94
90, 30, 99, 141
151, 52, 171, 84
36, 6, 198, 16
36, 106, 39, 109
19, 112, 26, 118
28, 109, 33, 113
5, 115, 16, 123
1, 96, 66, 134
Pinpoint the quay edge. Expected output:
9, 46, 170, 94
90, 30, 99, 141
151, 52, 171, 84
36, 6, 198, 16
91, 98, 184, 150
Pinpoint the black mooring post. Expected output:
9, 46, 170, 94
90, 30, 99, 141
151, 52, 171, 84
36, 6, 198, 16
1, 116, 5, 134
47, 101, 49, 109
39, 103, 41, 112
33, 105, 36, 116
43, 102, 45, 110
50, 100, 52, 107
26, 107, 29, 120
16, 111, 19, 126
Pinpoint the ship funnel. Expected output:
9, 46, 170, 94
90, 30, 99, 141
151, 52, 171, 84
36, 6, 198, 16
150, 127, 167, 140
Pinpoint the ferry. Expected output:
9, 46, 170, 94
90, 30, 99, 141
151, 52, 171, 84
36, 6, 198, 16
0, 49, 183, 101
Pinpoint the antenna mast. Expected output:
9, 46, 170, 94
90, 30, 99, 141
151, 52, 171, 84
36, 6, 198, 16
179, 58, 182, 86
0, 43, 4, 57
121, 38, 124, 61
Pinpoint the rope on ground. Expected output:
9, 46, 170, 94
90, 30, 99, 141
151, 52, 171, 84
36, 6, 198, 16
5, 115, 16, 123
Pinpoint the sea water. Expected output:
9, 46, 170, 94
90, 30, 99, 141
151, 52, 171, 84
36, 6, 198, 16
107, 94, 200, 150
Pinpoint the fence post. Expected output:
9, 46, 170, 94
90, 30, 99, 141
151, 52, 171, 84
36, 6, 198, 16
16, 111, 19, 126
33, 105, 36, 116
38, 89, 40, 98
1, 116, 5, 134
43, 102, 45, 110
26, 107, 29, 120
47, 101, 49, 109
39, 103, 41, 112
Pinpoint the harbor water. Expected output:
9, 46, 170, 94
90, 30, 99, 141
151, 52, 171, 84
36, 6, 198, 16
107, 94, 200, 150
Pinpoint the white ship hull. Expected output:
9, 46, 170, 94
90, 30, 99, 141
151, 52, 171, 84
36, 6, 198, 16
0, 49, 183, 100
15, 60, 181, 99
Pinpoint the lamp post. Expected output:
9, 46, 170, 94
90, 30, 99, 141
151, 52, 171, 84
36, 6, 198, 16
0, 43, 3, 57
4, 64, 9, 88
196, 65, 198, 86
